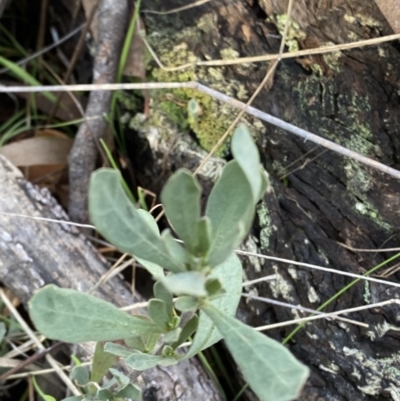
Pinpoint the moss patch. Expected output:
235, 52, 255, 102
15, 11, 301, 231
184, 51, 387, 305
144, 14, 264, 155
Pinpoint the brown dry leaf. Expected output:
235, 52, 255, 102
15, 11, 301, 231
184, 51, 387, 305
123, 18, 146, 80
0, 129, 73, 186
374, 0, 400, 33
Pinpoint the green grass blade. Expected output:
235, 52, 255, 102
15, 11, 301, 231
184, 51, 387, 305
0, 56, 56, 103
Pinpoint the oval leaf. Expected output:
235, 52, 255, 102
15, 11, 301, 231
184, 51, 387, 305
29, 285, 163, 343
161, 169, 202, 254
162, 272, 207, 297
205, 160, 254, 266
89, 168, 184, 273
231, 124, 261, 203
202, 304, 309, 401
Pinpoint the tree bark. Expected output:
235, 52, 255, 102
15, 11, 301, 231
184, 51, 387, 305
137, 1, 400, 400
0, 154, 222, 401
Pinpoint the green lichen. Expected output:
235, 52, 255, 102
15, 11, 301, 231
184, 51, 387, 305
274, 14, 306, 53
291, 75, 392, 231
363, 280, 371, 304
144, 14, 261, 155
342, 347, 400, 396
257, 200, 273, 250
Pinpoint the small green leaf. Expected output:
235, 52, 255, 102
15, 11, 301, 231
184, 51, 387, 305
196, 217, 212, 256
104, 342, 134, 358
161, 169, 202, 254
205, 278, 223, 296
174, 296, 199, 312
91, 342, 118, 383
109, 367, 130, 388
148, 299, 170, 328
71, 365, 90, 386
162, 345, 174, 356
231, 124, 261, 203
171, 315, 199, 349
202, 304, 309, 401
29, 285, 164, 343
144, 332, 160, 352
154, 281, 173, 317
162, 327, 181, 343
136, 256, 164, 278
162, 272, 207, 297
161, 229, 189, 266
124, 336, 147, 352
61, 397, 83, 401
89, 168, 184, 273
115, 383, 142, 400
206, 160, 254, 266
96, 389, 113, 400
184, 253, 242, 358
126, 352, 177, 371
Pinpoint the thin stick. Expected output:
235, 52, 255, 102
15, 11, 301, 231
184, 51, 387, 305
144, 33, 400, 71
0, 24, 85, 75
235, 249, 400, 288
2, 81, 398, 179
0, 342, 63, 381
255, 299, 399, 331
3, 211, 400, 289
242, 293, 368, 328
142, 0, 211, 14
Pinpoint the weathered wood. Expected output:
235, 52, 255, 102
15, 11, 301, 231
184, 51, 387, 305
137, 1, 400, 399
0, 155, 222, 401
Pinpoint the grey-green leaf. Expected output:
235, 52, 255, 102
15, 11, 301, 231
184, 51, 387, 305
104, 342, 134, 358
174, 296, 199, 312
183, 253, 242, 359
136, 256, 164, 278
162, 272, 207, 297
154, 281, 173, 317
109, 367, 130, 388
171, 315, 199, 350
202, 304, 309, 401
29, 285, 164, 343
231, 124, 262, 203
89, 168, 184, 273
205, 160, 254, 266
115, 383, 142, 400
70, 366, 90, 386
148, 299, 171, 328
126, 353, 177, 371
91, 342, 118, 383
197, 216, 212, 257
162, 327, 181, 343
161, 229, 189, 266
161, 169, 202, 254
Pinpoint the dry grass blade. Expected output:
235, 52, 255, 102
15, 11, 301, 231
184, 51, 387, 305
242, 293, 368, 328
255, 299, 400, 331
